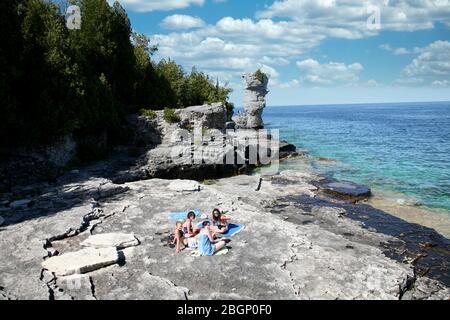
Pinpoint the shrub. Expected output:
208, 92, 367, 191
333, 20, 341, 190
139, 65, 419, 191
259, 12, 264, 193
140, 108, 156, 118
254, 69, 266, 82
181, 122, 194, 131
202, 179, 218, 185
163, 108, 181, 123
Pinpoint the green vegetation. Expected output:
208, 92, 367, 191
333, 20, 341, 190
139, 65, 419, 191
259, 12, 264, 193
202, 179, 218, 185
254, 69, 266, 82
139, 109, 157, 118
0, 0, 233, 157
163, 108, 181, 124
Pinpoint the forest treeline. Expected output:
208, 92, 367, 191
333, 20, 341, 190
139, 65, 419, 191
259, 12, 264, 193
0, 0, 233, 150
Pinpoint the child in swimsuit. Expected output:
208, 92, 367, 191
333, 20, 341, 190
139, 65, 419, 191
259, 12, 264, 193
182, 211, 199, 238
198, 221, 227, 256
173, 220, 198, 253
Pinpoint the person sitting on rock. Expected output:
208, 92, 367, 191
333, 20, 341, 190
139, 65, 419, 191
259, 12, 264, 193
182, 211, 200, 238
211, 208, 231, 235
173, 221, 198, 253
198, 221, 228, 256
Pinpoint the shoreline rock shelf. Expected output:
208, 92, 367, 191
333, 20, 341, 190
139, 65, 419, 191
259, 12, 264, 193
0, 84, 449, 300
0, 166, 449, 300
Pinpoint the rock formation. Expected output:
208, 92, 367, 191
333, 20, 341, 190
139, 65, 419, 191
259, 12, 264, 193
234, 71, 269, 129
0, 166, 449, 300
114, 102, 294, 183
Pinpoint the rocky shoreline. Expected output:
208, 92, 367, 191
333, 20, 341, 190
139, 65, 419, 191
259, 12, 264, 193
0, 154, 449, 299
0, 103, 449, 300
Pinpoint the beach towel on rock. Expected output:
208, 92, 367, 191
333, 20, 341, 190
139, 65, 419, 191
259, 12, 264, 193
168, 209, 201, 221
196, 222, 245, 238
190, 247, 229, 257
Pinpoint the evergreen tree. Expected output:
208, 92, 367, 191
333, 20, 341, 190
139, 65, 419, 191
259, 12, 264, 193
0, 0, 24, 146
0, 0, 234, 155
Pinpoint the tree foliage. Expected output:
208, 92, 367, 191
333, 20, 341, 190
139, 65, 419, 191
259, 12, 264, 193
0, 0, 233, 151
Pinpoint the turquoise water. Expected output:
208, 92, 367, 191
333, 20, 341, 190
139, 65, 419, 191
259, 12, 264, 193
263, 102, 450, 213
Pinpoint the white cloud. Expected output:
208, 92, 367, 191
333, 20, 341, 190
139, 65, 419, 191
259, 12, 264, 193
402, 40, 450, 77
277, 79, 301, 89
432, 80, 450, 87
110, 0, 205, 12
149, 0, 450, 97
395, 40, 450, 86
151, 17, 324, 79
257, 0, 450, 33
366, 79, 380, 87
161, 15, 206, 30
296, 59, 363, 85
379, 44, 411, 55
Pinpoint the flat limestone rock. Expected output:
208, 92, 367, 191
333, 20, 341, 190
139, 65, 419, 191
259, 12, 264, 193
321, 181, 371, 201
81, 233, 139, 250
42, 247, 118, 276
168, 180, 201, 192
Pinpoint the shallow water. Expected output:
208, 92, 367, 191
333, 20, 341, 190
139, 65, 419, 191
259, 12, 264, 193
263, 102, 450, 236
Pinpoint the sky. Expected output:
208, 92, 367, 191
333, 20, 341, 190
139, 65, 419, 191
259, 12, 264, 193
106, 0, 450, 106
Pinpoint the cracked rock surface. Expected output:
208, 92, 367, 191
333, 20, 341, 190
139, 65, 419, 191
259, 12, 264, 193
0, 166, 449, 300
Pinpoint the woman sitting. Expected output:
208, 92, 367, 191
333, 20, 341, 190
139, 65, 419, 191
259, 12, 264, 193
198, 221, 227, 256
211, 208, 230, 235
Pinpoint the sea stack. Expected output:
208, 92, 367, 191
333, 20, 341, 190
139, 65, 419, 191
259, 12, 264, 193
234, 70, 269, 129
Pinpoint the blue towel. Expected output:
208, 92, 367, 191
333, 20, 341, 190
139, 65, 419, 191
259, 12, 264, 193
196, 222, 245, 238
168, 209, 201, 221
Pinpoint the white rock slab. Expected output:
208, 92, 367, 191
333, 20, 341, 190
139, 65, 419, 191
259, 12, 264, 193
42, 247, 118, 276
81, 233, 139, 249
168, 180, 201, 192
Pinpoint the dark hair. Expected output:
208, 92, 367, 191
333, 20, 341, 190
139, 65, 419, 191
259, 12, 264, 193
202, 221, 210, 228
187, 211, 196, 219
212, 208, 221, 221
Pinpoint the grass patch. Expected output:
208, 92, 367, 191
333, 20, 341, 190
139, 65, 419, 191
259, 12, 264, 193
202, 179, 218, 185
140, 108, 157, 118
163, 108, 181, 124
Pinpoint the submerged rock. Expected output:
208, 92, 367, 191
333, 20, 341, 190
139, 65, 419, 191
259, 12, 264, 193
320, 180, 371, 202
9, 199, 32, 209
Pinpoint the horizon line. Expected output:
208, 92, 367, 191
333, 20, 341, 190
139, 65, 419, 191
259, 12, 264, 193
258, 100, 450, 108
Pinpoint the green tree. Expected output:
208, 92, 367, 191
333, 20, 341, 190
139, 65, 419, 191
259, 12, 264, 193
0, 0, 24, 146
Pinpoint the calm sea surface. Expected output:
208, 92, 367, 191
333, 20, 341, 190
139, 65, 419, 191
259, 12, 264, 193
263, 102, 450, 213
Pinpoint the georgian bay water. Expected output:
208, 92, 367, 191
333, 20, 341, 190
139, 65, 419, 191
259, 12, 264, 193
262, 102, 450, 231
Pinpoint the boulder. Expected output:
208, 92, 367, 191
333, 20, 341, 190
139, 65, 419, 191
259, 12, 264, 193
81, 233, 139, 249
320, 181, 371, 202
279, 141, 298, 159
179, 103, 227, 130
41, 247, 118, 276
168, 180, 201, 192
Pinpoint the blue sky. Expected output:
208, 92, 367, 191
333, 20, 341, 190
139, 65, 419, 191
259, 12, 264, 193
109, 0, 450, 106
